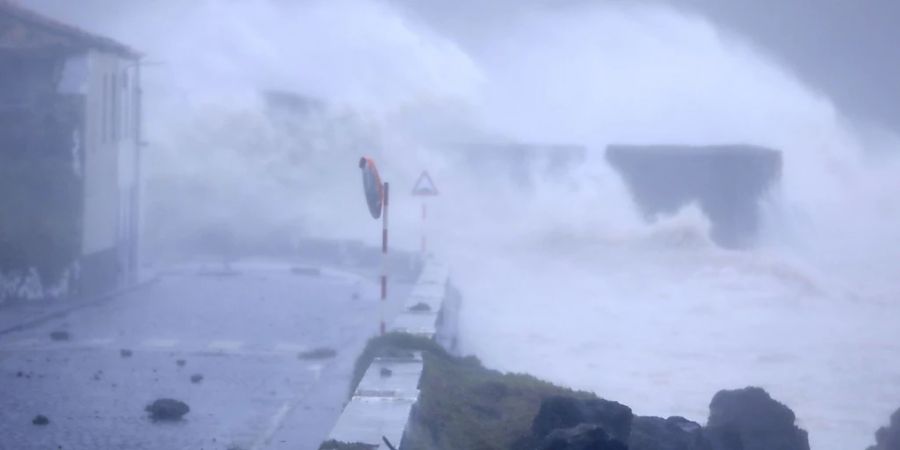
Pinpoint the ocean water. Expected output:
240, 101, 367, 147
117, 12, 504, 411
24, 0, 900, 448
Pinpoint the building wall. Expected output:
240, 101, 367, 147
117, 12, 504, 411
80, 49, 140, 294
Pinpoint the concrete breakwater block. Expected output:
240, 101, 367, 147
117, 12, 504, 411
606, 144, 781, 248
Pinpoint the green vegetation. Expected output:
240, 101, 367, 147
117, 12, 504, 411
318, 440, 377, 450
0, 152, 80, 295
348, 333, 597, 450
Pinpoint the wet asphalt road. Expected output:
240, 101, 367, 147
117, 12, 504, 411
0, 261, 411, 450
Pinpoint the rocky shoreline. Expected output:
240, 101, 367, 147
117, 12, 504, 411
328, 333, 899, 450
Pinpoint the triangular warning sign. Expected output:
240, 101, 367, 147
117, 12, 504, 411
412, 170, 439, 196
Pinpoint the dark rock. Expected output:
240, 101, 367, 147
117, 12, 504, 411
120, 349, 133, 358
145, 398, 190, 422
705, 387, 809, 450
540, 423, 628, 450
32, 415, 49, 426
49, 331, 70, 341
630, 416, 710, 450
532, 396, 633, 443
868, 407, 900, 450
190, 374, 204, 384
408, 302, 431, 312
380, 367, 392, 378
298, 347, 337, 360
176, 359, 186, 367
16, 371, 23, 378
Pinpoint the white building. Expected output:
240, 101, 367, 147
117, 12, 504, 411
0, 2, 142, 298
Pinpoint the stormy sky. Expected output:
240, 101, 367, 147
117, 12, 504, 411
23, 0, 900, 135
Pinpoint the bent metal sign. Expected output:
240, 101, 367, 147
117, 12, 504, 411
358, 156, 384, 219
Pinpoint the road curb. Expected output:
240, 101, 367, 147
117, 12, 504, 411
323, 258, 457, 449
0, 276, 160, 337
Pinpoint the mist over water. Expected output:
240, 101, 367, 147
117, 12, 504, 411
26, 0, 900, 448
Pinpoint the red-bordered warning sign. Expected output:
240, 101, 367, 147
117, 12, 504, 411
411, 170, 439, 196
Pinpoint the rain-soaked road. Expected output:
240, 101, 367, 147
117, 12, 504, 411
0, 261, 412, 450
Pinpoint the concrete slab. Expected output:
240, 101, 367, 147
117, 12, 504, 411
327, 397, 416, 448
389, 312, 438, 339
354, 356, 424, 400
328, 356, 423, 448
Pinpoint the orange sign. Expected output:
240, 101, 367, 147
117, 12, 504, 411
359, 157, 384, 219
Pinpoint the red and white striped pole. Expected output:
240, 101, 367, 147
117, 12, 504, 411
420, 202, 427, 255
380, 182, 390, 335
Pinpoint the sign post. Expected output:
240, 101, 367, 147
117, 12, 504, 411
358, 157, 388, 335
411, 170, 439, 255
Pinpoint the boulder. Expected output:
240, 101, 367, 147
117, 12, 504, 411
145, 398, 190, 422
532, 396, 633, 443
540, 423, 629, 450
31, 415, 49, 426
868, 407, 900, 450
298, 347, 337, 360
705, 387, 809, 450
630, 416, 710, 450
49, 331, 70, 341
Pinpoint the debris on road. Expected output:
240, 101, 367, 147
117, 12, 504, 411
298, 347, 337, 360
49, 331, 70, 341
408, 302, 431, 312
379, 367, 392, 378
176, 359, 186, 367
190, 374, 204, 384
120, 349, 133, 358
32, 415, 49, 426
145, 398, 190, 422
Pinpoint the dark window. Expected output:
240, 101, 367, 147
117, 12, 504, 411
101, 74, 108, 143
111, 72, 118, 142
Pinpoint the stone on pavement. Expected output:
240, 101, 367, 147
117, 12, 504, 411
298, 347, 337, 360
190, 374, 204, 384
49, 331, 70, 341
31, 415, 49, 426
145, 398, 190, 422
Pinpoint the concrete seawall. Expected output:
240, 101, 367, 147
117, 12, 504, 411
323, 258, 456, 449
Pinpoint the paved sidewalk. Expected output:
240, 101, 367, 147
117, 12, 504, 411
0, 274, 158, 336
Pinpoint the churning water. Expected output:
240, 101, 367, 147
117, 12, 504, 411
26, 0, 900, 448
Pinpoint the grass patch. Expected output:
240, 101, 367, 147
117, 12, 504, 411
318, 440, 377, 450
348, 333, 598, 450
